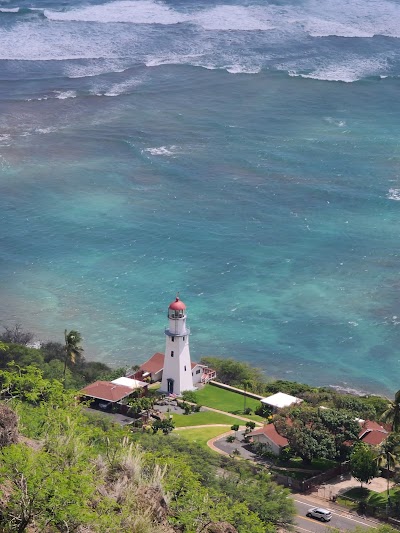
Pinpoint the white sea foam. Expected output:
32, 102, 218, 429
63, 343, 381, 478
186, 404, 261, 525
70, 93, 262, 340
329, 384, 368, 396
65, 61, 128, 79
34, 127, 58, 134
0, 0, 398, 81
287, 57, 387, 83
102, 76, 144, 96
387, 188, 400, 201
144, 145, 179, 156
0, 22, 117, 60
54, 90, 77, 99
191, 5, 276, 31
146, 53, 261, 74
225, 64, 262, 74
44, 0, 187, 24
324, 117, 346, 127
0, 7, 19, 12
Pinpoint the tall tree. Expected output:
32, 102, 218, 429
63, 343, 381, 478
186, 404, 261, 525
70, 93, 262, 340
381, 390, 400, 432
350, 443, 378, 488
63, 330, 84, 383
376, 435, 400, 506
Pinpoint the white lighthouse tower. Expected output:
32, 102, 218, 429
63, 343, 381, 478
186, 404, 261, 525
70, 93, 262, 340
160, 296, 195, 395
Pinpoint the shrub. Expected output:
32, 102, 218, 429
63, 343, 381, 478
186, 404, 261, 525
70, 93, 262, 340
279, 446, 293, 462
226, 435, 236, 443
182, 390, 197, 403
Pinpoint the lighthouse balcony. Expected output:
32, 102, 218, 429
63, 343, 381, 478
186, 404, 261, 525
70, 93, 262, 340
165, 327, 190, 337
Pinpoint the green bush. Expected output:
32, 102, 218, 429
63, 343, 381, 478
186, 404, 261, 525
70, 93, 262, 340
181, 390, 197, 403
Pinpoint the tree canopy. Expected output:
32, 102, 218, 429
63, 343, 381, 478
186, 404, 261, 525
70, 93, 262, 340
350, 442, 378, 487
275, 405, 360, 463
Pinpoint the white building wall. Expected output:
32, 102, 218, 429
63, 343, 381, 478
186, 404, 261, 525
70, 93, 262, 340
252, 434, 281, 456
192, 364, 204, 384
160, 310, 195, 395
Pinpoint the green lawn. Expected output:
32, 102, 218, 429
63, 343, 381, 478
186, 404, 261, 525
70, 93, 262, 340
343, 487, 373, 501
174, 425, 231, 448
192, 385, 264, 422
336, 496, 358, 511
172, 411, 242, 427
341, 486, 397, 510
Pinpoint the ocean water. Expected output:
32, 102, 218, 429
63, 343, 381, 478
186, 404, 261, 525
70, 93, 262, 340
1, 0, 400, 395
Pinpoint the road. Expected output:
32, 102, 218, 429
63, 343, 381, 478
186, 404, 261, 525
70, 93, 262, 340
293, 496, 377, 532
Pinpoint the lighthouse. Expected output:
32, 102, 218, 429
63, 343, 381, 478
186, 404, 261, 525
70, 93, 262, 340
160, 296, 195, 395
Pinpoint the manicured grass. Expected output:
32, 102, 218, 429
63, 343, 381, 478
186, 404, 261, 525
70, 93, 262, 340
337, 496, 358, 511
174, 426, 231, 448
343, 487, 400, 509
172, 411, 242, 428
192, 385, 264, 421
343, 487, 373, 501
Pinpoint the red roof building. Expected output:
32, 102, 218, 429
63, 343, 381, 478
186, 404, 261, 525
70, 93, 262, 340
359, 420, 389, 446
132, 352, 165, 382
80, 381, 134, 403
248, 424, 289, 455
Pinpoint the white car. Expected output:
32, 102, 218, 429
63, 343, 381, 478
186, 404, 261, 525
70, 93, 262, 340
306, 507, 332, 522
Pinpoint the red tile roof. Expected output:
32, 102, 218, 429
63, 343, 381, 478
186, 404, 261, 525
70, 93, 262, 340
358, 420, 389, 446
249, 424, 289, 447
362, 420, 387, 432
140, 352, 165, 374
80, 381, 133, 402
361, 430, 388, 446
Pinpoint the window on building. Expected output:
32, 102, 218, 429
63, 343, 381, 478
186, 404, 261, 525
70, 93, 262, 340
171, 336, 174, 342
183, 337, 185, 341
171, 351, 174, 357
196, 369, 201, 374
184, 366, 187, 371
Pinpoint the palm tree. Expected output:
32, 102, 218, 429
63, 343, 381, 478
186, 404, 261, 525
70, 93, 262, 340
63, 330, 84, 383
381, 390, 400, 432
242, 379, 252, 413
376, 436, 400, 508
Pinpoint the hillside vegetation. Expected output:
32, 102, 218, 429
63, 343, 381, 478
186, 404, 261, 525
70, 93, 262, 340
0, 363, 294, 532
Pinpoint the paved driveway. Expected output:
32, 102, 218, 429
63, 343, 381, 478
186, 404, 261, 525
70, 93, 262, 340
312, 472, 393, 501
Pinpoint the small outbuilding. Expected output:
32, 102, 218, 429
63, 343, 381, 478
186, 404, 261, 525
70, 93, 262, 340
248, 424, 289, 456
260, 392, 303, 413
80, 378, 147, 412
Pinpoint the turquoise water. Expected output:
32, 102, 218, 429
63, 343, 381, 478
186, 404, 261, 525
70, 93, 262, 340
1, 0, 400, 394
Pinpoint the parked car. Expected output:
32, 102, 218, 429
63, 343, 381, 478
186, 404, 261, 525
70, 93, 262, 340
98, 401, 112, 411
306, 507, 332, 522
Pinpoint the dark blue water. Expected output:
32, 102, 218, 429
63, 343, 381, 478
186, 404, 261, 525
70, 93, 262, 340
1, 0, 400, 394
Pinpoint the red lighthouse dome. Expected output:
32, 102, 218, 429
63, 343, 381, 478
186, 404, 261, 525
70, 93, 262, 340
169, 297, 186, 311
